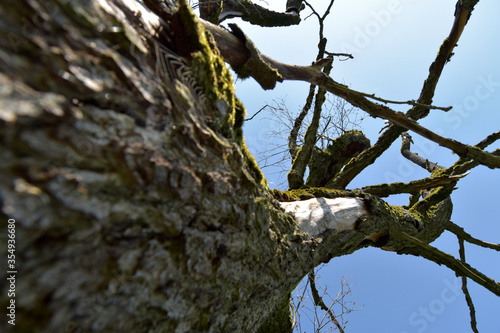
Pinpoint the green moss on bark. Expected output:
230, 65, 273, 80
176, 1, 267, 187
272, 187, 358, 202
307, 130, 370, 187
257, 293, 293, 333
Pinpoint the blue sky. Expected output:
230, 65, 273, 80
222, 0, 500, 332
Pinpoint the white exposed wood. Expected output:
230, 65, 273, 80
280, 197, 368, 237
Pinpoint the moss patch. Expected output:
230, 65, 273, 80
175, 1, 266, 187
272, 187, 359, 202
256, 293, 292, 333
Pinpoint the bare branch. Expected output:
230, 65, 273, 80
396, 232, 500, 297
366, 95, 451, 111
325, 51, 353, 60
290, 277, 310, 330
308, 270, 345, 333
354, 172, 468, 198
245, 104, 268, 121
199, 0, 301, 26
200, 2, 500, 171
458, 238, 479, 333
401, 132, 443, 172
289, 84, 316, 160
446, 221, 500, 251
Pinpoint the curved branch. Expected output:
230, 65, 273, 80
446, 221, 500, 251
401, 132, 443, 172
200, 6, 500, 170
397, 232, 500, 297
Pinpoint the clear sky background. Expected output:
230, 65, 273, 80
216, 0, 500, 332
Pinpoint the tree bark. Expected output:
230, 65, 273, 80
0, 1, 466, 332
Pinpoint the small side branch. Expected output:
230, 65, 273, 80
289, 84, 316, 160
308, 270, 345, 333
458, 237, 479, 333
354, 90, 452, 111
401, 132, 442, 172
446, 221, 500, 251
245, 104, 267, 121
396, 231, 500, 297
475, 130, 500, 150
354, 172, 468, 197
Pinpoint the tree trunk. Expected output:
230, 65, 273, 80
0, 1, 455, 332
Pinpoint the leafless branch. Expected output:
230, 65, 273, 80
200, 2, 500, 172
401, 132, 443, 172
458, 237, 479, 333
397, 231, 500, 297
354, 172, 468, 197
245, 104, 268, 121
308, 270, 345, 333
446, 221, 500, 251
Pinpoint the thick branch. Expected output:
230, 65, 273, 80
200, 0, 301, 26
287, 85, 326, 189
289, 83, 315, 160
326, 0, 480, 188
201, 12, 500, 170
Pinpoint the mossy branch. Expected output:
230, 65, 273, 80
289, 83, 315, 160
200, 0, 485, 187
446, 221, 500, 251
287, 86, 326, 189
458, 237, 479, 333
201, 21, 500, 171
199, 0, 301, 26
287, 0, 334, 185
354, 172, 468, 198
308, 130, 370, 188
227, 24, 283, 90
396, 231, 500, 297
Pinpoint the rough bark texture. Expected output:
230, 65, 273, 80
0, 1, 458, 332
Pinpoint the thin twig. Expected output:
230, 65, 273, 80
325, 51, 353, 60
308, 271, 345, 333
245, 104, 268, 121
355, 90, 452, 111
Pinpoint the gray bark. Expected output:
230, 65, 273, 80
0, 1, 458, 332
